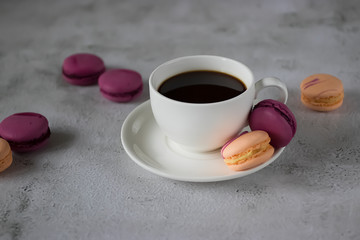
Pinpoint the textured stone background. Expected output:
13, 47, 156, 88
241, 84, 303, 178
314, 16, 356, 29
1, 0, 360, 239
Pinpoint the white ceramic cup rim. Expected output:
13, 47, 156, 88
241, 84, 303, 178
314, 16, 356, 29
149, 55, 255, 106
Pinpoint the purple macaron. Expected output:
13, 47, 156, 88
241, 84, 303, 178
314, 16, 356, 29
0, 112, 51, 152
249, 99, 297, 148
62, 53, 105, 86
98, 69, 143, 102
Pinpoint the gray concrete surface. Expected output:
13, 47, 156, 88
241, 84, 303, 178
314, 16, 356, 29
0, 0, 360, 239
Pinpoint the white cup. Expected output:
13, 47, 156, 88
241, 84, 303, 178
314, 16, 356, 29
149, 55, 288, 152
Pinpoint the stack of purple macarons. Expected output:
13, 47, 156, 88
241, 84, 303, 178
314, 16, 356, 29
62, 53, 143, 102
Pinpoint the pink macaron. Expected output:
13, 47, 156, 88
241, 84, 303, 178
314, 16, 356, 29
221, 130, 275, 171
62, 53, 105, 86
0, 112, 51, 152
249, 99, 296, 148
98, 69, 143, 102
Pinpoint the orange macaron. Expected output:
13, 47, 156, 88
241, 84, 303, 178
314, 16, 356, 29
221, 131, 274, 171
300, 73, 344, 111
0, 138, 12, 173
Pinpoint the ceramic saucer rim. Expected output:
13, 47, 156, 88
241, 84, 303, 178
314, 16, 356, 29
121, 100, 285, 182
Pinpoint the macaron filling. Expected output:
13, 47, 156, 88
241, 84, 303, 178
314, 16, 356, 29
62, 68, 105, 79
301, 92, 343, 106
100, 85, 143, 97
4, 128, 51, 151
224, 140, 272, 165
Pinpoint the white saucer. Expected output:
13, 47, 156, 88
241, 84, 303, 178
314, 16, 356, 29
121, 100, 285, 182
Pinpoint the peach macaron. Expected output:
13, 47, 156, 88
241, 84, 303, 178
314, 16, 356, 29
221, 131, 274, 171
0, 138, 12, 173
300, 73, 344, 111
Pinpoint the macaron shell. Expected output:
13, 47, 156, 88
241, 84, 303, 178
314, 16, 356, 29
300, 73, 344, 111
62, 74, 103, 86
301, 96, 343, 112
0, 138, 12, 172
98, 69, 143, 102
221, 131, 248, 157
249, 99, 296, 148
0, 113, 50, 152
0, 113, 49, 141
62, 53, 105, 76
252, 99, 297, 135
227, 145, 274, 171
222, 130, 271, 159
16, 137, 50, 153
62, 53, 105, 85
100, 88, 143, 102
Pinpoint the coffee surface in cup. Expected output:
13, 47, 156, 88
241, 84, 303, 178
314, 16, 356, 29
158, 70, 246, 103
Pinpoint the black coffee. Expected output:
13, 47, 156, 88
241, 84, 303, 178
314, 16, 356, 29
158, 70, 246, 103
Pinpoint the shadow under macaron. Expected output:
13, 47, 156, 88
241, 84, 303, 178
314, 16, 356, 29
0, 128, 76, 175
266, 89, 360, 188
44, 128, 76, 152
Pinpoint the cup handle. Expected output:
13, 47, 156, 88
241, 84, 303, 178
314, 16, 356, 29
254, 77, 288, 104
